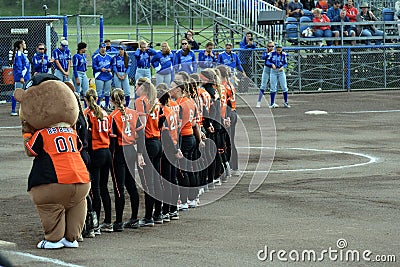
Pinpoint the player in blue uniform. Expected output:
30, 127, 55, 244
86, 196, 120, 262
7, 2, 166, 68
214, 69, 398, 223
265, 44, 290, 108
174, 39, 197, 74
11, 40, 30, 116
73, 42, 89, 101
32, 43, 52, 75
151, 41, 174, 86
256, 41, 275, 108
112, 45, 132, 107
52, 39, 71, 82
198, 41, 217, 71
92, 43, 113, 109
134, 40, 157, 81
217, 43, 246, 77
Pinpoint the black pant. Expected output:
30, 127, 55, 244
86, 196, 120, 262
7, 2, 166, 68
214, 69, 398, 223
226, 109, 238, 170
139, 138, 162, 219
89, 148, 112, 224
177, 135, 196, 203
161, 152, 179, 214
111, 145, 139, 223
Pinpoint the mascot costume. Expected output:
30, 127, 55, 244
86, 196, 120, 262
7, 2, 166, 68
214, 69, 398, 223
14, 73, 90, 249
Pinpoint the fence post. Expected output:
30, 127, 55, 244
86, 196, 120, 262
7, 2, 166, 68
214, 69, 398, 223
63, 16, 68, 39
298, 49, 302, 91
100, 15, 104, 43
77, 15, 81, 44
346, 47, 351, 92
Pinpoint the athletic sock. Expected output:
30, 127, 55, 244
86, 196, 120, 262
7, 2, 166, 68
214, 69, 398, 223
125, 96, 130, 107
283, 91, 288, 103
11, 96, 16, 113
105, 96, 110, 109
257, 89, 265, 102
270, 92, 276, 105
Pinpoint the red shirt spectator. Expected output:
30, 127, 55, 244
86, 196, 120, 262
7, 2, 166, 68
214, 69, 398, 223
343, 0, 358, 22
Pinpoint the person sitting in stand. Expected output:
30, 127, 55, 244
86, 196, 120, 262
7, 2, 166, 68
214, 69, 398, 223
356, 2, 384, 45
185, 30, 200, 50
332, 9, 356, 45
327, 0, 341, 20
312, 8, 333, 47
316, 0, 329, 12
287, 0, 304, 20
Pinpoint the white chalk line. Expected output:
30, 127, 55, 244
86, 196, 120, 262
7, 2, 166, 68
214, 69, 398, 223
6, 251, 84, 267
334, 109, 400, 114
0, 125, 21, 129
237, 146, 378, 173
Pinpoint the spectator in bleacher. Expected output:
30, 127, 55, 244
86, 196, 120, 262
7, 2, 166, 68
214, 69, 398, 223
301, 0, 315, 11
287, 0, 304, 20
343, 0, 358, 23
332, 9, 356, 45
276, 0, 288, 11
239, 32, 257, 80
151, 41, 174, 86
394, 0, 400, 36
356, 2, 384, 45
316, 0, 329, 12
198, 41, 217, 70
327, 0, 341, 20
185, 30, 200, 50
312, 8, 333, 46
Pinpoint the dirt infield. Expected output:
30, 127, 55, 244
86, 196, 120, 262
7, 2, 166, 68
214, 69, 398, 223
0, 91, 399, 266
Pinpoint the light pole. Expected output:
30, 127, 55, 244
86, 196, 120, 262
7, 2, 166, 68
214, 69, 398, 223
22, 0, 24, 16
94, 0, 96, 25
130, 0, 132, 26
58, 0, 60, 15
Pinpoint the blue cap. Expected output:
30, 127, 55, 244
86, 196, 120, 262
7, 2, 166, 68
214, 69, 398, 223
99, 43, 106, 48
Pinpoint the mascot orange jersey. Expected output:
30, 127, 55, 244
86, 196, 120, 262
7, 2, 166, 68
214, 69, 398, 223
25, 127, 90, 190
84, 108, 110, 150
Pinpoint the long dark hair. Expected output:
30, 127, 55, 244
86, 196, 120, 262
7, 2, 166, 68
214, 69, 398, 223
12, 40, 24, 63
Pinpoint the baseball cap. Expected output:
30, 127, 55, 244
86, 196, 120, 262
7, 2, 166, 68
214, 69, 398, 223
60, 39, 68, 46
118, 45, 124, 50
99, 43, 107, 48
275, 43, 283, 48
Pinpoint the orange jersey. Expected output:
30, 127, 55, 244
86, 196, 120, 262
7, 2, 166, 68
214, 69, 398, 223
135, 95, 161, 139
84, 108, 110, 150
160, 106, 179, 145
109, 107, 143, 146
176, 97, 196, 136
220, 83, 228, 119
222, 80, 236, 111
26, 127, 90, 190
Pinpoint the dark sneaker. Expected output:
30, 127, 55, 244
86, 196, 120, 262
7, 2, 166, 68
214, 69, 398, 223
139, 218, 155, 227
113, 222, 124, 232
124, 219, 139, 229
162, 213, 170, 222
100, 223, 114, 232
153, 215, 163, 224
169, 211, 179, 220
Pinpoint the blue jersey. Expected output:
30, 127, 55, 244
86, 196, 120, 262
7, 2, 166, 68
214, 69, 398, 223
72, 53, 87, 78
52, 47, 71, 72
151, 51, 174, 74
134, 48, 157, 69
217, 51, 243, 72
13, 50, 31, 82
262, 51, 272, 67
32, 52, 51, 74
174, 49, 197, 74
197, 51, 217, 69
92, 53, 113, 81
112, 55, 132, 74
266, 51, 288, 69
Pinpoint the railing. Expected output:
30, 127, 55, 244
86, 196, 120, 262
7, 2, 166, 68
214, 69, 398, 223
285, 20, 400, 46
191, 0, 283, 41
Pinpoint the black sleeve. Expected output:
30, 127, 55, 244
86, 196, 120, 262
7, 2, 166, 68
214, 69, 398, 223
136, 117, 145, 154
76, 112, 89, 150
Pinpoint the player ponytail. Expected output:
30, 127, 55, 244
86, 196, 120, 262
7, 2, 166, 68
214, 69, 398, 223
156, 83, 171, 106
141, 81, 157, 114
12, 40, 24, 64
111, 88, 126, 117
85, 89, 104, 120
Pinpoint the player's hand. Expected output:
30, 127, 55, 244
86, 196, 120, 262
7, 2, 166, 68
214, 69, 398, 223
199, 140, 206, 148
137, 153, 146, 169
76, 77, 80, 86
200, 132, 206, 140
175, 149, 183, 159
